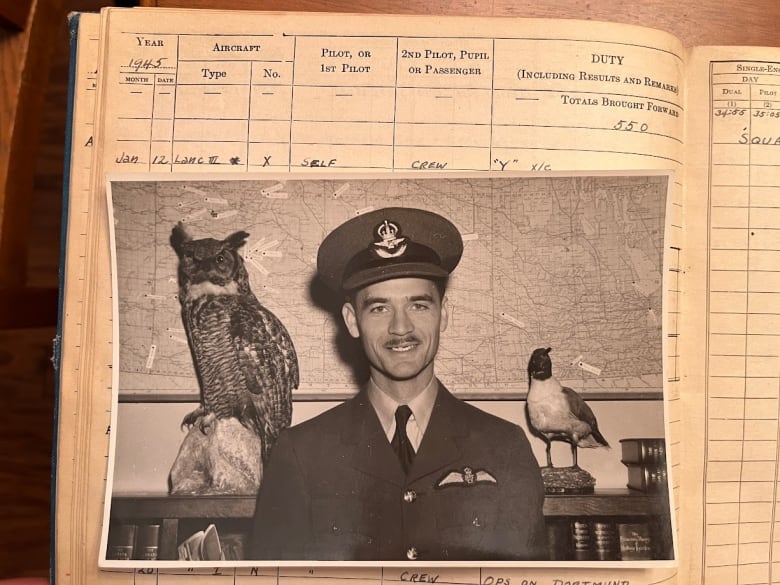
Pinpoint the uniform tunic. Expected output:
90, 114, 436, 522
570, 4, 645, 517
250, 383, 548, 561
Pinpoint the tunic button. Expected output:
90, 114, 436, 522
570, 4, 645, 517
403, 490, 417, 503
406, 546, 418, 560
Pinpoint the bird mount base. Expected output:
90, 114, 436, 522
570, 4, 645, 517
540, 466, 596, 495
169, 417, 263, 496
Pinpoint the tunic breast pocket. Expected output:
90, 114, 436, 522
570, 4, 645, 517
433, 487, 497, 558
310, 496, 378, 560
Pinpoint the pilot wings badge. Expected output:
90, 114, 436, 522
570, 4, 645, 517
435, 466, 497, 489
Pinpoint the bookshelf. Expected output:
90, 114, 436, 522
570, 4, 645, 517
543, 489, 670, 516
110, 490, 673, 561
543, 490, 673, 561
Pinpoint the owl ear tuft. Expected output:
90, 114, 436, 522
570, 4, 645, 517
225, 230, 250, 250
170, 222, 191, 255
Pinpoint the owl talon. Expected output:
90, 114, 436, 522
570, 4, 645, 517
198, 412, 217, 435
181, 407, 206, 430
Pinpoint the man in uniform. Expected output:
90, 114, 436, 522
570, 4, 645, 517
250, 207, 547, 561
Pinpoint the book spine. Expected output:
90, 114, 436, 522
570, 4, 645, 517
617, 521, 653, 560
545, 519, 572, 561
134, 524, 161, 560
107, 524, 137, 561
591, 520, 619, 561
626, 464, 669, 491
571, 519, 593, 561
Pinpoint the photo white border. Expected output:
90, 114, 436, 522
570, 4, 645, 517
100, 170, 678, 570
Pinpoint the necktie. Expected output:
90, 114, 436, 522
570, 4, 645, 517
391, 405, 415, 474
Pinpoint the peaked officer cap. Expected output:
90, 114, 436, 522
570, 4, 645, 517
317, 207, 463, 292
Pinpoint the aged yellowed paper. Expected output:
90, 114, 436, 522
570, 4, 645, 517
682, 45, 780, 585
57, 7, 693, 585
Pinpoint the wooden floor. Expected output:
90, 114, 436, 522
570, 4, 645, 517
0, 0, 110, 577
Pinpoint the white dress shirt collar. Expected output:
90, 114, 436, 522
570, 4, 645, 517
367, 376, 439, 452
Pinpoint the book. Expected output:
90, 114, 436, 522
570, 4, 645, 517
134, 524, 161, 561
105, 523, 160, 561
591, 521, 620, 562
618, 523, 654, 561
105, 524, 136, 561
571, 519, 593, 562
620, 438, 669, 492
54, 5, 780, 585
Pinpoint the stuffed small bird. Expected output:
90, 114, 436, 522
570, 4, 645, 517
526, 347, 609, 468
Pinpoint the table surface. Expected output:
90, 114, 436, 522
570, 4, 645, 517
140, 0, 780, 49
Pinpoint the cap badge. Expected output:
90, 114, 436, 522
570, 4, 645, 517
372, 219, 408, 259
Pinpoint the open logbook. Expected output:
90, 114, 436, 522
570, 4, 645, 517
56, 6, 780, 585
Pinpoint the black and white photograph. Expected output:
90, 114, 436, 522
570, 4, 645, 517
101, 173, 675, 566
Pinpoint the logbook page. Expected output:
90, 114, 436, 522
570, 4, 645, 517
57, 8, 686, 585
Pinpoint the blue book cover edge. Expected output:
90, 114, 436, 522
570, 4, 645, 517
51, 11, 83, 583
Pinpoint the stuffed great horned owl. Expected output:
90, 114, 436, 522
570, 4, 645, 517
168, 222, 299, 495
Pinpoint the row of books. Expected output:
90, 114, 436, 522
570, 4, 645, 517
107, 522, 247, 561
620, 438, 668, 492
547, 519, 657, 561
106, 524, 160, 561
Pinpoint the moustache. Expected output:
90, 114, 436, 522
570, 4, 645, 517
384, 336, 420, 349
